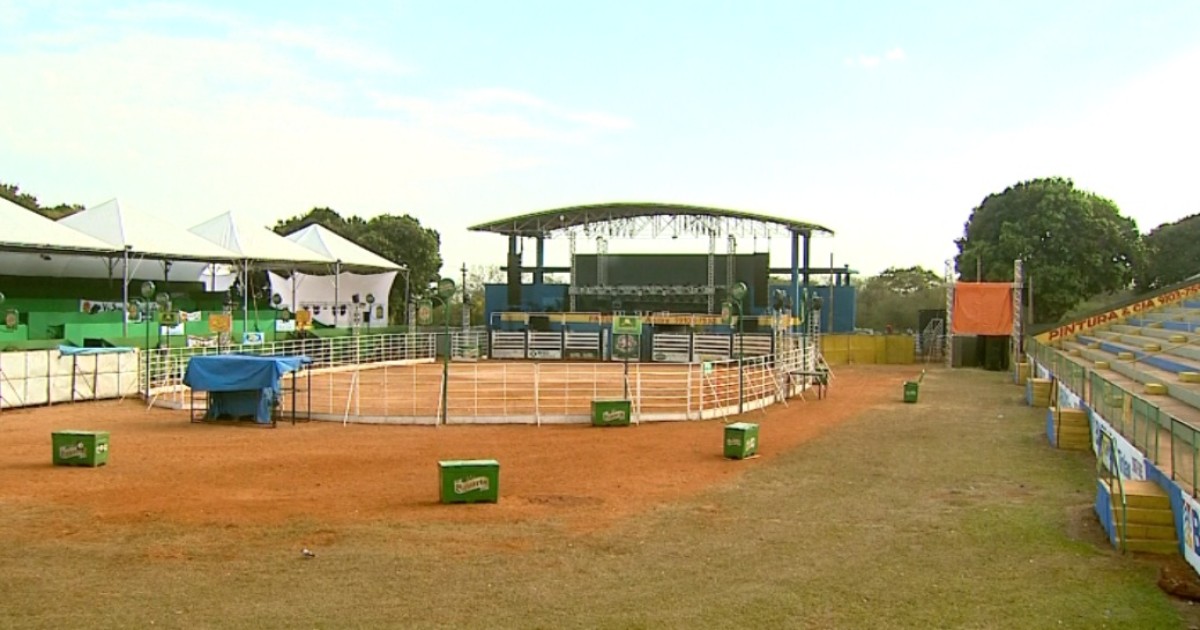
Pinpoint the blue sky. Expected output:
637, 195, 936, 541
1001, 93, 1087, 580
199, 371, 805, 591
1, 1, 1198, 280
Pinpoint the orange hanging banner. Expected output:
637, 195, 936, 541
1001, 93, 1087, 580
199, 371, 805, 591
951, 282, 1013, 335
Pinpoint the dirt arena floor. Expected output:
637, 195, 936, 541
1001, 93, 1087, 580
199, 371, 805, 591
0, 364, 916, 536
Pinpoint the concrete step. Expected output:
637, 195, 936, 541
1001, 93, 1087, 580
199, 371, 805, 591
1116, 522, 1178, 541
1122, 507, 1177, 526
1124, 539, 1180, 554
1104, 480, 1171, 509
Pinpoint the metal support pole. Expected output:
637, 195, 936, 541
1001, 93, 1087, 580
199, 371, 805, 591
241, 260, 249, 333
801, 230, 812, 300
461, 263, 469, 331
333, 260, 342, 329
568, 231, 577, 312
534, 237, 545, 285
441, 296, 450, 425
737, 300, 744, 415
790, 230, 801, 327
403, 267, 411, 329
707, 232, 716, 314
121, 246, 130, 337
726, 235, 736, 289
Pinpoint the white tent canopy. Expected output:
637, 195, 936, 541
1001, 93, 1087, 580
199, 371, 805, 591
0, 196, 117, 254
189, 211, 334, 268
285, 224, 401, 271
61, 199, 240, 262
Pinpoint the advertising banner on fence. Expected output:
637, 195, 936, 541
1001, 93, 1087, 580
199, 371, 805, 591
1058, 381, 1083, 410
1180, 494, 1200, 573
1090, 407, 1147, 481
79, 299, 124, 314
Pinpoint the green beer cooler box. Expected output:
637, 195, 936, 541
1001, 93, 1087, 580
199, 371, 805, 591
439, 459, 500, 504
591, 399, 632, 427
52, 430, 110, 467
724, 422, 759, 460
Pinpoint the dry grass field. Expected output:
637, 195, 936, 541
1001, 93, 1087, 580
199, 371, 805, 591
0, 365, 1189, 628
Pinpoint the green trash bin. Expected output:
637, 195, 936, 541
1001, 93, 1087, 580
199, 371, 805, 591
724, 422, 759, 460
51, 430, 110, 467
591, 399, 632, 427
438, 459, 500, 504
903, 381, 919, 403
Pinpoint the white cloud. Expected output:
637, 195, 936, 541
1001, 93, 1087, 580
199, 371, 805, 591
844, 47, 906, 70
0, 8, 630, 242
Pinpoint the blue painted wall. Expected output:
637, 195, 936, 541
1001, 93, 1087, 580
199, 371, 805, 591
767, 284, 857, 333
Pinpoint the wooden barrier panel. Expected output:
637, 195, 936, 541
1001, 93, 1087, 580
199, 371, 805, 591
820, 335, 916, 366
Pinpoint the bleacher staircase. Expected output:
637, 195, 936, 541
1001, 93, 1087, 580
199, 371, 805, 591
1103, 479, 1178, 554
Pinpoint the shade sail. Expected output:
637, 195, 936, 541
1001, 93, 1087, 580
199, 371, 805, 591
0, 197, 118, 254
190, 212, 334, 268
284, 224, 401, 272
60, 199, 240, 262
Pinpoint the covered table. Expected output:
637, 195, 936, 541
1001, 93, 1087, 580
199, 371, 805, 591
183, 355, 311, 425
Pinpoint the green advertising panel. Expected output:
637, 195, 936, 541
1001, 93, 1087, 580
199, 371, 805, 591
723, 422, 759, 460
52, 430, 110, 467
612, 315, 643, 335
591, 399, 632, 427
439, 459, 500, 504
613, 333, 640, 361
417, 300, 433, 325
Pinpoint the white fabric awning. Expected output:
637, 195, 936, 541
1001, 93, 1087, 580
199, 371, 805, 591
190, 211, 334, 268
285, 224, 401, 272
60, 199, 241, 262
0, 197, 118, 254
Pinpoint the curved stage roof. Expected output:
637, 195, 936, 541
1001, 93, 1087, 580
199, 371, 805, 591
469, 202, 833, 238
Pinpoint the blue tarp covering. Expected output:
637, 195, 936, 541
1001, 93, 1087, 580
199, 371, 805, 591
184, 355, 311, 423
58, 345, 136, 356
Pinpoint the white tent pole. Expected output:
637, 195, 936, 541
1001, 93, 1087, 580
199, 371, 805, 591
243, 260, 249, 334
334, 260, 342, 328
291, 268, 297, 313
121, 245, 131, 336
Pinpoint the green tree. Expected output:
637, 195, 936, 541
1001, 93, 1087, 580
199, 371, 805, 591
855, 266, 946, 332
1, 181, 84, 218
954, 177, 1141, 323
274, 207, 443, 323
1135, 213, 1200, 291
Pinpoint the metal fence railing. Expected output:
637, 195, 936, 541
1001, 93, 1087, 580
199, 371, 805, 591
1031, 338, 1199, 496
144, 333, 442, 407
147, 332, 818, 425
